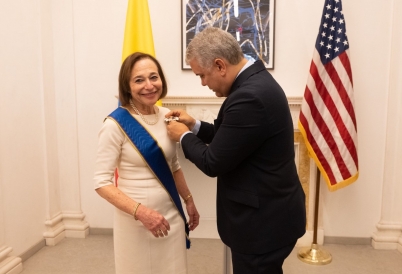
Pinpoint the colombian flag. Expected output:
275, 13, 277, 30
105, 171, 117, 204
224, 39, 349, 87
116, 0, 159, 186
121, 0, 155, 61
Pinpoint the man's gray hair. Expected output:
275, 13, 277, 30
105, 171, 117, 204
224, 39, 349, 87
185, 27, 244, 69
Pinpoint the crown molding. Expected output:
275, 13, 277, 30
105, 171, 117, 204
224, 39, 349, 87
162, 96, 302, 107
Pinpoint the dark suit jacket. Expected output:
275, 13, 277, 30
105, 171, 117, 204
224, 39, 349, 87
182, 60, 306, 254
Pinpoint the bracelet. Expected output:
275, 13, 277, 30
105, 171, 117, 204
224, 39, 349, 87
133, 202, 141, 220
183, 193, 192, 204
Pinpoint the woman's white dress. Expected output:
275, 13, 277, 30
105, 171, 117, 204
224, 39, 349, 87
94, 106, 187, 274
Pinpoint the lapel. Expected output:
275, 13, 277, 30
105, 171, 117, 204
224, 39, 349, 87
229, 59, 266, 95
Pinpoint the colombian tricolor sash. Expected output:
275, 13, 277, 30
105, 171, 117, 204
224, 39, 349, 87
107, 107, 190, 249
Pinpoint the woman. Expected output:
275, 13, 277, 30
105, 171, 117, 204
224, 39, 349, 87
94, 52, 199, 274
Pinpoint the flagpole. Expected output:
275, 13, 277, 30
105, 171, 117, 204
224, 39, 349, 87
297, 0, 357, 264
297, 166, 332, 265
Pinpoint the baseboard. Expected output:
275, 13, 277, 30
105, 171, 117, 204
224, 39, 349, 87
324, 236, 371, 245
296, 229, 324, 247
18, 239, 46, 262
89, 227, 113, 235
87, 228, 371, 245
0, 257, 22, 274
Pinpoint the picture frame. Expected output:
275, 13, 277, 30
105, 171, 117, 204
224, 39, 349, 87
181, 0, 275, 70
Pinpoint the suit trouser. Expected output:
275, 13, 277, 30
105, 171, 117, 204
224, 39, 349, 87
231, 240, 297, 274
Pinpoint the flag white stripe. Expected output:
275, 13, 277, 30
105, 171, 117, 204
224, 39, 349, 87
301, 96, 344, 182
331, 53, 358, 136
304, 73, 345, 182
313, 51, 353, 127
331, 55, 358, 173
304, 52, 357, 179
313, 51, 357, 166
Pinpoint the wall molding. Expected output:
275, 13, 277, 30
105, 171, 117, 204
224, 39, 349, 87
372, 222, 402, 250
163, 96, 303, 130
43, 212, 89, 246
0, 246, 22, 274
43, 213, 66, 246
162, 96, 303, 107
62, 211, 90, 239
162, 96, 225, 106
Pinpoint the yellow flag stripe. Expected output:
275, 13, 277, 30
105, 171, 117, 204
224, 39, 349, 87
121, 0, 161, 106
122, 0, 155, 62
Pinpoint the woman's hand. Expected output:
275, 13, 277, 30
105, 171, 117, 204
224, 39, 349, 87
135, 205, 170, 238
185, 198, 200, 231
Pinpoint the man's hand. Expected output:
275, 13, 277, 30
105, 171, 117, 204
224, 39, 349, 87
165, 109, 196, 130
166, 121, 190, 142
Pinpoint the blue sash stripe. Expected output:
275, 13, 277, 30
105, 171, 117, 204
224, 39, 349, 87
108, 107, 190, 249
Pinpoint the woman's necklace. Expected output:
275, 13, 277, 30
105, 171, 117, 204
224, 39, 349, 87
129, 100, 159, 125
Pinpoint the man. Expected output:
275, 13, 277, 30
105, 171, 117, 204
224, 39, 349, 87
166, 27, 306, 274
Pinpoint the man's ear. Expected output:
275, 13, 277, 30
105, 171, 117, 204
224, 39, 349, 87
214, 58, 226, 75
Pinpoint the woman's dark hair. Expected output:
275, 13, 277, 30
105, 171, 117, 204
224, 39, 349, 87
118, 52, 168, 106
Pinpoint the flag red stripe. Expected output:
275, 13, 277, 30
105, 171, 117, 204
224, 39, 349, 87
299, 111, 338, 186
310, 61, 355, 176
323, 62, 358, 166
339, 51, 353, 86
303, 81, 352, 180
326, 53, 357, 130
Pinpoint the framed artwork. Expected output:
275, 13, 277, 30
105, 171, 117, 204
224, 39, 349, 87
181, 0, 275, 70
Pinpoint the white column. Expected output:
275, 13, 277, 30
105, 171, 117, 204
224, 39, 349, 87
372, 0, 402, 252
52, 0, 88, 239
39, 0, 65, 246
0, 179, 22, 273
42, 0, 89, 244
41, 0, 89, 245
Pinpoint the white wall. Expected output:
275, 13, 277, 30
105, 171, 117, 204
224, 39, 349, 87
0, 0, 48, 257
76, 0, 401, 239
321, 0, 393, 237
1, 0, 401, 265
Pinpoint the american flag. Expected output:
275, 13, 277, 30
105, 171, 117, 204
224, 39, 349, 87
298, 0, 358, 191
